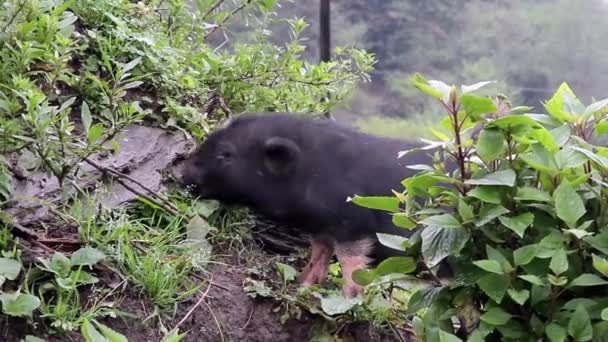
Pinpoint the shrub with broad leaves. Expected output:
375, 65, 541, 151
353, 74, 608, 341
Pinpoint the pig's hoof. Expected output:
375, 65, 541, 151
342, 283, 364, 298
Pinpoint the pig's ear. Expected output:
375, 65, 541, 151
263, 137, 300, 176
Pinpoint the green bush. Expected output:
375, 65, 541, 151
353, 74, 608, 341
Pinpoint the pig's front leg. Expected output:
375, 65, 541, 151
335, 238, 374, 298
298, 235, 335, 286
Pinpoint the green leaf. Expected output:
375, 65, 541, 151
81, 101, 92, 134
352, 269, 376, 286
410, 73, 449, 101
71, 247, 106, 267
186, 214, 212, 250
406, 285, 445, 314
0, 258, 22, 280
554, 179, 586, 228
461, 93, 497, 116
439, 331, 463, 342
0, 292, 40, 318
520, 144, 558, 175
507, 289, 529, 305
555, 147, 587, 169
94, 321, 128, 342
514, 244, 540, 266
88, 123, 105, 144
473, 260, 503, 274
477, 273, 509, 303
71, 271, 99, 286
546, 323, 567, 342
595, 121, 608, 137
529, 127, 559, 152
50, 252, 72, 278
544, 82, 577, 123
376, 233, 409, 251
499, 213, 534, 238
468, 186, 503, 204
568, 305, 593, 341
392, 213, 416, 229
584, 231, 608, 255
465, 169, 516, 187
162, 328, 188, 342
568, 274, 608, 288
480, 307, 512, 326
492, 114, 539, 129
375, 257, 416, 276
475, 204, 510, 227
349, 195, 399, 212
458, 198, 474, 222
81, 319, 107, 342
319, 293, 362, 315
518, 275, 545, 286
122, 57, 142, 73
476, 128, 507, 162
486, 245, 511, 271
257, 0, 277, 11
549, 249, 569, 276
585, 97, 608, 115
420, 214, 462, 229
276, 262, 296, 282
122, 81, 143, 89
592, 254, 608, 277
421, 226, 469, 268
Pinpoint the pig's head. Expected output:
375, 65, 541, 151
180, 114, 303, 213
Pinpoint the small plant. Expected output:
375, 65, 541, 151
353, 75, 608, 340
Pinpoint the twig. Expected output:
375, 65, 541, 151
204, 300, 225, 342
201, 0, 227, 20
83, 158, 180, 216
173, 275, 214, 329
241, 305, 255, 330
204, 0, 254, 40
387, 322, 407, 342
83, 157, 179, 212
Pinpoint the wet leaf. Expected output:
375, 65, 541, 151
465, 169, 516, 187
71, 247, 106, 267
422, 226, 469, 268
477, 273, 509, 303
276, 262, 296, 282
554, 179, 585, 228
568, 274, 608, 288
499, 213, 534, 238
568, 305, 593, 341
376, 233, 409, 251
349, 195, 399, 213
0, 258, 21, 280
480, 307, 512, 326
319, 294, 362, 315
508, 289, 530, 305
0, 292, 40, 318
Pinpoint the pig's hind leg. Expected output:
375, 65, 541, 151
335, 237, 375, 298
298, 235, 335, 286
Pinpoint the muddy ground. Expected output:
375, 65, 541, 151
2, 122, 400, 342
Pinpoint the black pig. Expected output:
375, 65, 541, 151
181, 112, 448, 297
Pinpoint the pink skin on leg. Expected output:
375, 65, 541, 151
335, 238, 374, 298
297, 237, 335, 286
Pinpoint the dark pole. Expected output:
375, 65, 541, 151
319, 0, 333, 120
320, 0, 331, 63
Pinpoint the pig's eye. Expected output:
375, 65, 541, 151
217, 151, 232, 160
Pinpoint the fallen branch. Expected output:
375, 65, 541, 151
83, 158, 181, 216
173, 275, 214, 330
